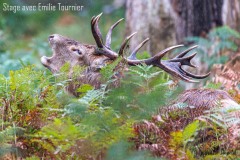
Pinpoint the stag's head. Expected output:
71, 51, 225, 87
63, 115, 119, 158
41, 33, 110, 74
41, 34, 83, 73
41, 13, 210, 90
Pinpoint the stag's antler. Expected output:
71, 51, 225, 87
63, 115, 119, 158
91, 13, 210, 82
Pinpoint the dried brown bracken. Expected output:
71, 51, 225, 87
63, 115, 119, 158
132, 89, 239, 159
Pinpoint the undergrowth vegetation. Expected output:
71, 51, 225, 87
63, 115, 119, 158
0, 62, 177, 159
0, 60, 239, 159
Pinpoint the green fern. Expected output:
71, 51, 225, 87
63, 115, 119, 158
205, 82, 222, 89
104, 65, 174, 120
100, 57, 123, 82
0, 125, 24, 157
203, 154, 237, 160
34, 118, 82, 155
199, 103, 240, 129
0, 65, 65, 158
60, 63, 176, 158
183, 120, 200, 145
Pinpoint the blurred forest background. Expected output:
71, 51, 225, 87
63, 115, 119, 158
0, 0, 240, 159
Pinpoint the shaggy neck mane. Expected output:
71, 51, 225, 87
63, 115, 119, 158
84, 46, 111, 69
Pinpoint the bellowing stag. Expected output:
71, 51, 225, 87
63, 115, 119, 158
41, 13, 210, 96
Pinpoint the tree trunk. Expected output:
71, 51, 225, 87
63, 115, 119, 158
171, 0, 223, 43
222, 0, 240, 32
125, 0, 176, 55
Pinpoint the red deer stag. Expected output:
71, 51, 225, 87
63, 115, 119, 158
41, 13, 210, 95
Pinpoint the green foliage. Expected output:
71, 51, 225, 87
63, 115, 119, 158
0, 58, 175, 159
203, 154, 237, 160
168, 121, 201, 159
100, 57, 123, 82
25, 156, 40, 160
78, 84, 108, 107
1, 61, 239, 159
209, 26, 240, 41
104, 64, 174, 120
169, 131, 183, 149
0, 60, 239, 159
0, 3, 156, 158
61, 64, 175, 158
183, 120, 200, 145
199, 102, 240, 129
81, 107, 134, 149
7, 65, 61, 112
0, 64, 66, 158
185, 26, 240, 68
76, 84, 94, 97
204, 82, 222, 89
34, 118, 82, 157
182, 103, 240, 159
0, 125, 25, 157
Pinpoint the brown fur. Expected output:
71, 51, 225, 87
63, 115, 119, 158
41, 34, 112, 95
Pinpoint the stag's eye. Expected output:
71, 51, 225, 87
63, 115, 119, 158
71, 47, 82, 55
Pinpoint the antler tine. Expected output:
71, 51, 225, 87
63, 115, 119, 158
170, 52, 197, 68
153, 45, 184, 60
181, 68, 211, 79
178, 74, 199, 83
95, 13, 104, 46
126, 45, 184, 65
91, 13, 104, 48
157, 61, 199, 83
105, 18, 124, 49
177, 70, 199, 83
91, 13, 123, 60
175, 45, 198, 58
91, 16, 95, 24
128, 38, 150, 60
118, 32, 137, 56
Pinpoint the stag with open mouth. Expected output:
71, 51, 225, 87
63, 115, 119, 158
41, 13, 210, 95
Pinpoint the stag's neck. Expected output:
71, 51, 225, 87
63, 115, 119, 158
66, 44, 120, 96
83, 44, 112, 69
66, 68, 102, 96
